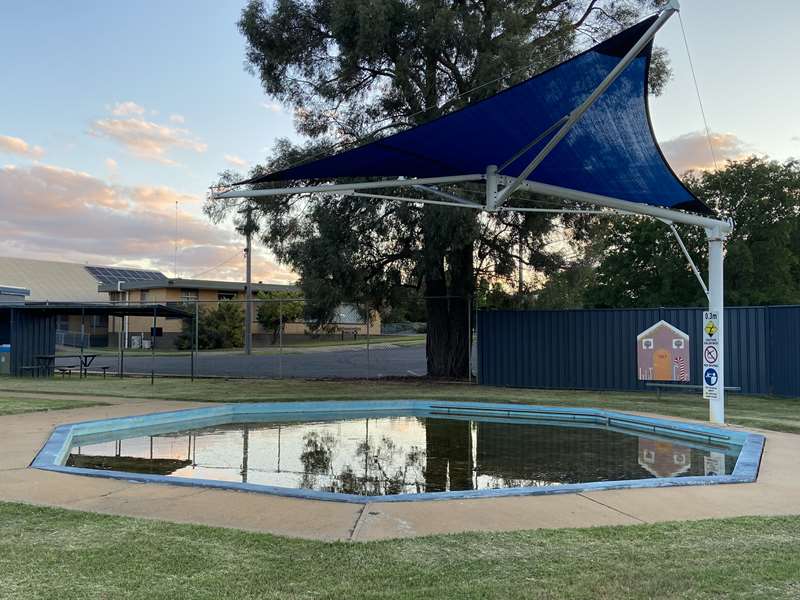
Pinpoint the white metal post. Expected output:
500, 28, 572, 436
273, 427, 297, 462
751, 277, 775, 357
244, 214, 253, 356
707, 227, 725, 423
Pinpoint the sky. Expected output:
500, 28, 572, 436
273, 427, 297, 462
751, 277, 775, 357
0, 0, 797, 283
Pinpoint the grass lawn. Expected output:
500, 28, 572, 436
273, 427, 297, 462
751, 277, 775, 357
0, 395, 107, 416
0, 502, 798, 599
0, 376, 798, 433
1, 380, 798, 598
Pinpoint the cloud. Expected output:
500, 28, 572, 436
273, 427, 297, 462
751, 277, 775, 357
660, 131, 751, 174
110, 101, 145, 116
0, 163, 295, 283
261, 102, 283, 113
169, 114, 185, 124
792, 136, 800, 143
89, 110, 207, 165
0, 134, 44, 159
105, 158, 118, 171
224, 154, 248, 168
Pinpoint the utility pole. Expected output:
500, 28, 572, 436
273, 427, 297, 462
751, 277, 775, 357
244, 205, 253, 356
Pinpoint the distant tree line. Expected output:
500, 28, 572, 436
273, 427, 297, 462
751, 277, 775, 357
528, 157, 800, 309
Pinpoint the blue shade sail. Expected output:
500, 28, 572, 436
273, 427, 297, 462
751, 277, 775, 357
246, 16, 708, 215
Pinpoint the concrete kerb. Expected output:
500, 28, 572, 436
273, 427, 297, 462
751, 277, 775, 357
29, 400, 763, 504
3, 397, 795, 541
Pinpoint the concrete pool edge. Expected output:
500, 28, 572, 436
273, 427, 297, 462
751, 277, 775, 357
29, 400, 765, 504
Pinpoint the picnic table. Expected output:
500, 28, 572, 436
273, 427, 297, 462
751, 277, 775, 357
36, 353, 99, 378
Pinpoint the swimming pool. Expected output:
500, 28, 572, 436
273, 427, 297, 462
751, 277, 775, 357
32, 401, 764, 503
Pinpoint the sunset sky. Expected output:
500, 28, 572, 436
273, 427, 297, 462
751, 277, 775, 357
1, 1, 797, 283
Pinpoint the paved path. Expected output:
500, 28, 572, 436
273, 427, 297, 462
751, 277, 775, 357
63, 344, 428, 379
1, 395, 798, 541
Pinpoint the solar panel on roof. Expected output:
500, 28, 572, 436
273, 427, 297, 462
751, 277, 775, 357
85, 266, 167, 285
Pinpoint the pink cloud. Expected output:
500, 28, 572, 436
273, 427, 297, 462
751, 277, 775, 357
89, 117, 207, 165
660, 131, 751, 174
0, 134, 44, 159
224, 154, 248, 168
0, 163, 295, 283
110, 101, 146, 116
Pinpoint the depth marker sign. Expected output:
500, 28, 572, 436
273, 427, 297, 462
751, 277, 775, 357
702, 311, 721, 403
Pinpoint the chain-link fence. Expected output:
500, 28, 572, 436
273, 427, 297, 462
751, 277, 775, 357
52, 296, 477, 382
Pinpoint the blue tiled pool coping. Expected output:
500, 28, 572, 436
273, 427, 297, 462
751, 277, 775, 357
30, 401, 765, 504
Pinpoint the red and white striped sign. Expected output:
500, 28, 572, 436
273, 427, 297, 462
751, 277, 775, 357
673, 355, 688, 382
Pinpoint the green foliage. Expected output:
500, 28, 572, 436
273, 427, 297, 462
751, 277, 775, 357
475, 278, 533, 310
536, 157, 800, 308
211, 1, 668, 376
178, 302, 244, 350
255, 290, 305, 343
534, 262, 595, 309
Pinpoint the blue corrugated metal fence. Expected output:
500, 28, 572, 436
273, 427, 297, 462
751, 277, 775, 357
477, 306, 800, 397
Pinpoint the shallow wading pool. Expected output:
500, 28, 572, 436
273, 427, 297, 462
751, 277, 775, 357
31, 401, 764, 503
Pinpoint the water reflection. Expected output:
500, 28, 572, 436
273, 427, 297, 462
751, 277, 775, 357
67, 416, 739, 496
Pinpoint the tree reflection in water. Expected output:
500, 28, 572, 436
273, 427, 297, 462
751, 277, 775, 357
299, 431, 336, 489
299, 428, 427, 496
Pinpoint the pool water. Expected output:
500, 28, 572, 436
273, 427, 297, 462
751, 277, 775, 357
67, 415, 740, 496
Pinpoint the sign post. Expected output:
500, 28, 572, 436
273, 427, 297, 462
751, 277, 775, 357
702, 310, 723, 423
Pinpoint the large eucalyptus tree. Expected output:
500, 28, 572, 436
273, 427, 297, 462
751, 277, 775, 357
208, 0, 669, 377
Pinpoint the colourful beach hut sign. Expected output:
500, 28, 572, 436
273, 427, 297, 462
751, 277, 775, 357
637, 320, 690, 382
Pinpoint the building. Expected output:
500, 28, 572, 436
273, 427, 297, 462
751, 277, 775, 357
103, 277, 380, 348
0, 256, 380, 349
0, 285, 30, 305
0, 256, 165, 347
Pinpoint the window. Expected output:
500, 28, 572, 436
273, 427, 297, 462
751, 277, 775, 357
180, 289, 199, 303
140, 290, 150, 302
218, 292, 235, 301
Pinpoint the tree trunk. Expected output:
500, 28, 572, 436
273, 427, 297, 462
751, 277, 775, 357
423, 207, 474, 378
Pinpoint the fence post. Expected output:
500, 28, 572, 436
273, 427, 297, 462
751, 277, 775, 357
151, 304, 156, 385
279, 300, 283, 379
366, 303, 371, 379
194, 301, 199, 379
467, 295, 472, 384
189, 310, 194, 382
118, 314, 124, 379
80, 307, 85, 378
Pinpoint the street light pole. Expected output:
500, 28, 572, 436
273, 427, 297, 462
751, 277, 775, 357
244, 206, 253, 356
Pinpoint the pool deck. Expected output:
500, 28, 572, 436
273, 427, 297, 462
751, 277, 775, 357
1, 394, 798, 542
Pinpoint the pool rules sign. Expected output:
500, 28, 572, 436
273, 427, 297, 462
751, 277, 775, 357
702, 311, 722, 405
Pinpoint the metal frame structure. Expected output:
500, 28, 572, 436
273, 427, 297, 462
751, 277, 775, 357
212, 0, 732, 424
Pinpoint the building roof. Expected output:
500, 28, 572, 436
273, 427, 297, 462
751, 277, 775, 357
100, 278, 298, 294
0, 256, 297, 301
0, 256, 107, 302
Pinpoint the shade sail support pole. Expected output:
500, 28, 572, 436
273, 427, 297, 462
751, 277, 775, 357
212, 174, 484, 200
490, 4, 679, 210
664, 221, 709, 298
485, 165, 499, 208
707, 226, 726, 424
346, 191, 483, 210
508, 178, 732, 232
412, 184, 476, 206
